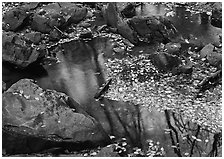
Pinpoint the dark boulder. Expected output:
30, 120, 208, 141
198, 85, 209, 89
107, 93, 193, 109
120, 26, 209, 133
129, 16, 177, 43
120, 3, 136, 18
2, 6, 30, 31
31, 3, 87, 33
2, 31, 45, 67
2, 31, 47, 68
31, 3, 66, 33
59, 2, 88, 27
2, 79, 110, 155
211, 2, 222, 28
102, 3, 139, 44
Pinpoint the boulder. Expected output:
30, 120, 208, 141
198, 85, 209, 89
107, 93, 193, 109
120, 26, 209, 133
150, 52, 181, 72
96, 145, 120, 157
120, 2, 136, 18
200, 43, 214, 58
2, 31, 45, 67
117, 17, 139, 44
2, 79, 110, 155
2, 7, 30, 31
206, 52, 222, 69
59, 2, 88, 26
31, 3, 87, 33
102, 3, 138, 44
211, 2, 222, 28
24, 32, 42, 44
31, 3, 65, 33
129, 16, 176, 43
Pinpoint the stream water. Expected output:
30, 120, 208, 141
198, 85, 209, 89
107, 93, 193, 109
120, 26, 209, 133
2, 3, 221, 157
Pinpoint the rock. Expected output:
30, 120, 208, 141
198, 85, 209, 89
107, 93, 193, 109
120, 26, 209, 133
59, 2, 88, 26
150, 52, 181, 72
23, 2, 40, 10
2, 31, 43, 67
207, 52, 222, 69
211, 2, 222, 28
31, 3, 65, 33
128, 16, 152, 38
172, 64, 193, 75
96, 145, 120, 157
197, 70, 222, 93
200, 43, 214, 58
117, 17, 139, 44
2, 6, 30, 31
199, 43, 222, 68
2, 79, 110, 155
165, 42, 181, 55
129, 16, 176, 43
102, 2, 119, 28
24, 32, 42, 44
121, 3, 136, 18
102, 3, 138, 44
49, 29, 62, 41
31, 3, 87, 33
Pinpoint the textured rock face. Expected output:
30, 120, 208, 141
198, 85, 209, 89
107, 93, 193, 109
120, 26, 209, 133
2, 79, 110, 154
2, 31, 46, 68
200, 43, 222, 69
102, 3, 139, 44
2, 7, 30, 31
211, 2, 222, 28
129, 16, 176, 43
31, 3, 87, 33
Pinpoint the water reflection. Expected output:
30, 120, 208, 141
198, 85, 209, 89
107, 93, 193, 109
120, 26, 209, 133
141, 108, 221, 157
36, 33, 221, 156
136, 3, 221, 46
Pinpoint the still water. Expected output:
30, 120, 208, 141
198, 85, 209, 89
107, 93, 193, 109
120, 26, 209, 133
2, 3, 221, 157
